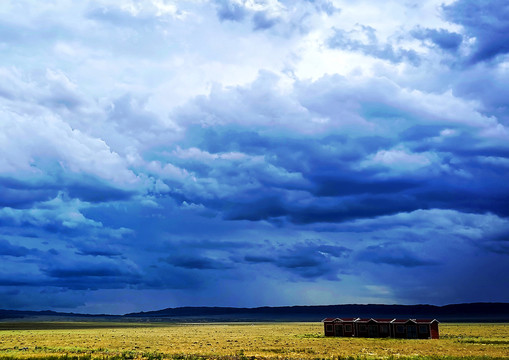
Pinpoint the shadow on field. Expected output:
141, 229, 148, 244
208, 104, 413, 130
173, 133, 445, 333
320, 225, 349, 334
0, 322, 166, 331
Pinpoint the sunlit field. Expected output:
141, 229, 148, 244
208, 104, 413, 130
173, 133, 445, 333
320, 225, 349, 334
0, 322, 508, 359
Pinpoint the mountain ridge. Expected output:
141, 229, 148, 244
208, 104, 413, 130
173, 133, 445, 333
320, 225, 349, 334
1, 302, 508, 322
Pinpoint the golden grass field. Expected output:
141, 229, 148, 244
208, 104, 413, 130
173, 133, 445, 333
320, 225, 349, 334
0, 321, 508, 359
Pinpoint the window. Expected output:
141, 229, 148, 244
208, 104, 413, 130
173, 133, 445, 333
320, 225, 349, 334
419, 325, 429, 333
359, 325, 367, 332
380, 325, 388, 333
397, 325, 405, 333
326, 325, 333, 332
345, 325, 352, 332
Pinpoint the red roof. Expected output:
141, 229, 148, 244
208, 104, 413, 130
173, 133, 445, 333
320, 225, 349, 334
355, 318, 393, 323
323, 317, 439, 324
372, 318, 394, 323
414, 319, 439, 324
355, 318, 372, 323
322, 318, 336, 322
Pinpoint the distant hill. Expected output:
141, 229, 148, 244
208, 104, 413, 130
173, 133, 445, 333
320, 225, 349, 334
0, 309, 112, 320
1, 303, 508, 322
124, 303, 509, 322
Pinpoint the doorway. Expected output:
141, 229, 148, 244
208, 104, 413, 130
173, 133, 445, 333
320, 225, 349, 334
407, 325, 418, 339
334, 324, 343, 336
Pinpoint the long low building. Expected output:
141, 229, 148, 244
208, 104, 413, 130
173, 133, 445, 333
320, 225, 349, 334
322, 317, 439, 339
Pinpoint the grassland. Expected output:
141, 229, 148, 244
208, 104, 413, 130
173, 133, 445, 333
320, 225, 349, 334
0, 322, 507, 359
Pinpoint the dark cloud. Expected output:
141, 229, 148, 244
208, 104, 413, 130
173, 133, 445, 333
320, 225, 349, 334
450, 64, 509, 123
480, 241, 509, 255
43, 262, 133, 278
328, 26, 420, 65
0, 287, 86, 310
0, 239, 32, 257
139, 268, 205, 290
213, 0, 333, 33
39, 261, 142, 290
472, 228, 509, 256
252, 12, 279, 30
0, 275, 44, 287
0, 186, 56, 209
163, 255, 233, 270
0, 172, 134, 210
215, 0, 247, 21
213, 0, 279, 30
243, 242, 351, 279
157, 239, 252, 270
221, 192, 418, 225
400, 125, 447, 141
308, 174, 418, 197
411, 27, 463, 51
48, 248, 59, 255
66, 179, 135, 203
75, 242, 123, 257
244, 255, 273, 263
168, 123, 508, 224
165, 239, 253, 251
165, 133, 434, 225
168, 72, 509, 227
358, 244, 439, 267
443, 0, 509, 64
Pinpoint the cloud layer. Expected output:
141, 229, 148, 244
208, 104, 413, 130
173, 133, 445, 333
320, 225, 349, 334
0, 0, 508, 313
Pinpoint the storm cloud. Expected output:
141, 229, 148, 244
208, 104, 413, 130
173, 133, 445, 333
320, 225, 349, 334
0, 0, 508, 313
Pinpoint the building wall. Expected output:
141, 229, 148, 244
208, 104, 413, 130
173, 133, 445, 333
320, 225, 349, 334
378, 324, 391, 338
342, 322, 354, 336
416, 324, 431, 339
357, 324, 368, 337
334, 324, 343, 336
323, 320, 439, 339
430, 322, 440, 339
392, 324, 407, 339
324, 322, 334, 336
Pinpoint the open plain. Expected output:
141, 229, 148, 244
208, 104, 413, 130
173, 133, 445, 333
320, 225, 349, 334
0, 322, 508, 359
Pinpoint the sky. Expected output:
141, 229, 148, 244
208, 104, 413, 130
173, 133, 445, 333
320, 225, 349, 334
0, 0, 508, 315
